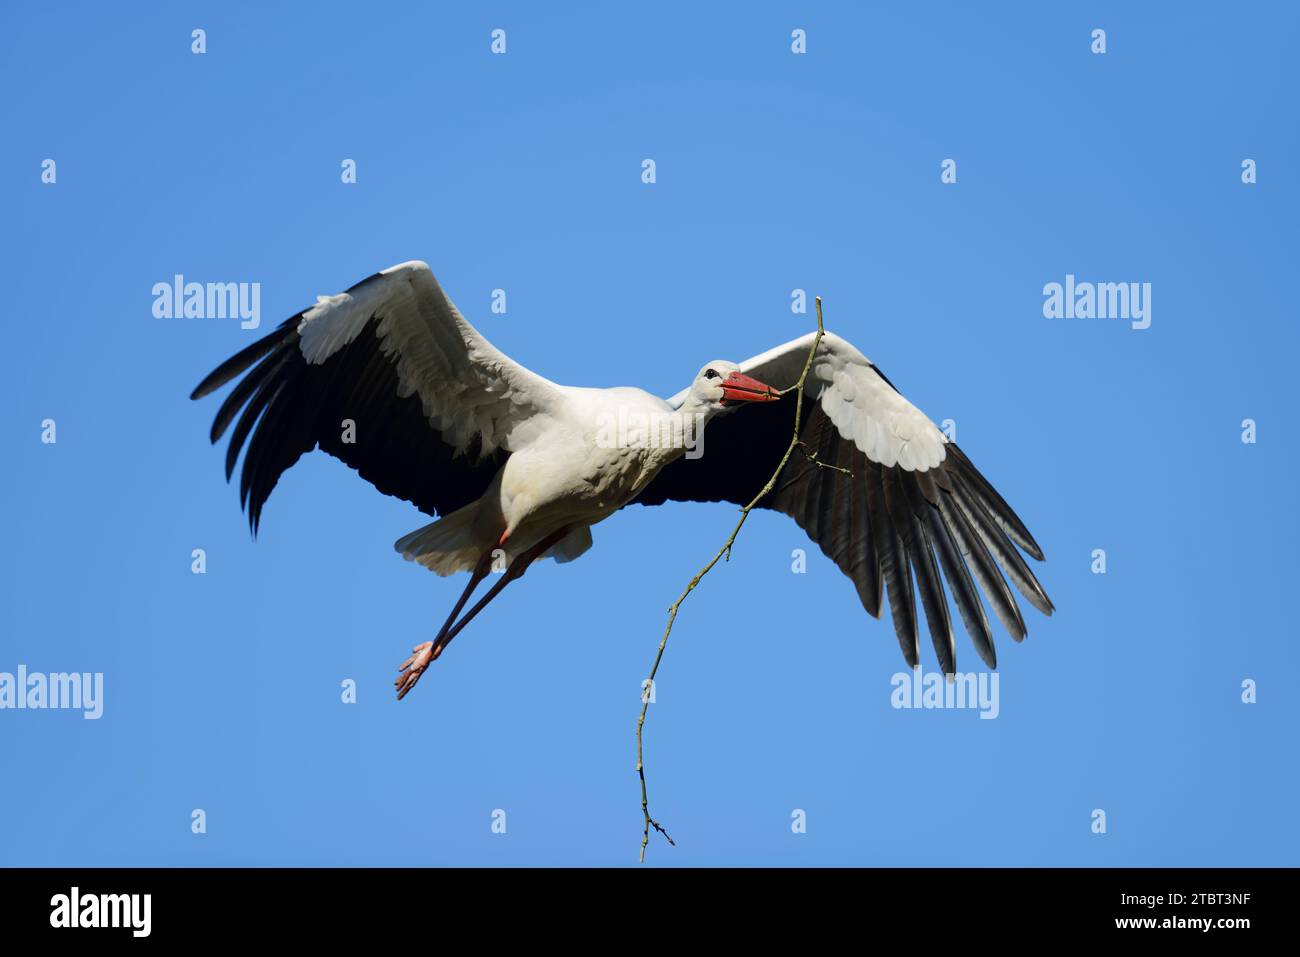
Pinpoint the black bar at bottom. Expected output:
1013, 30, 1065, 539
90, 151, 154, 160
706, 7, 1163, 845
0, 867, 1287, 941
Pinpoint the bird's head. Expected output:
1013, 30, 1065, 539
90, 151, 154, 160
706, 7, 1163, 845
685, 360, 781, 415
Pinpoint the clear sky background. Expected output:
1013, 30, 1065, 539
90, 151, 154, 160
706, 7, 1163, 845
2, 2, 1296, 866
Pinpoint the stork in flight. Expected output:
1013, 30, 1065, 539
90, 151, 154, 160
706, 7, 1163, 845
192, 261, 1053, 699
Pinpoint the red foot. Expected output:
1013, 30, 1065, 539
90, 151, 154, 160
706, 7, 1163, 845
395, 641, 436, 700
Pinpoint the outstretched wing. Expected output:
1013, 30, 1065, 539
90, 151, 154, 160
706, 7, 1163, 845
634, 331, 1053, 673
191, 260, 564, 532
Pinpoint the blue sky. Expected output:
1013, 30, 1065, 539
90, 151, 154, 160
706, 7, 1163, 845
2, 1, 1296, 866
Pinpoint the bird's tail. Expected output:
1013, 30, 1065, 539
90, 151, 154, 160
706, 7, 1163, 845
394, 503, 484, 577
545, 525, 594, 564
396, 505, 596, 576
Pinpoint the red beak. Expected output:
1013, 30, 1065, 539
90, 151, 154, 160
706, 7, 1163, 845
720, 371, 780, 405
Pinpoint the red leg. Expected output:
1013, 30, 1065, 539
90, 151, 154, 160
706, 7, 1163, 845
395, 548, 495, 701
436, 550, 494, 642
394, 527, 572, 700
431, 526, 573, 659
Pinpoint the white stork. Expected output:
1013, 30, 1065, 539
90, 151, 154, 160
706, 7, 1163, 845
192, 261, 1053, 699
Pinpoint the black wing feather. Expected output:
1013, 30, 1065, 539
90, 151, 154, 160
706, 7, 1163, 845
947, 444, 1044, 561
892, 468, 955, 673
873, 465, 917, 664
190, 315, 301, 401
949, 473, 1054, 617
938, 488, 1027, 641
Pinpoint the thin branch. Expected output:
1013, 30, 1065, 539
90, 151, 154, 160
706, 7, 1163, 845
796, 440, 852, 477
636, 296, 829, 862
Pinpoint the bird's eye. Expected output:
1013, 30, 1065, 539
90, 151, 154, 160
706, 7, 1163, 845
704, 368, 719, 380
